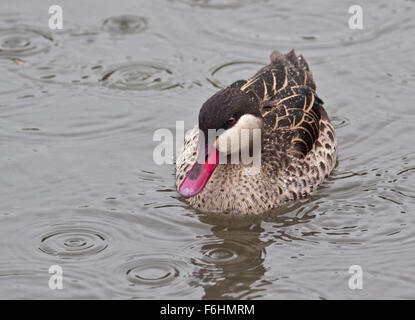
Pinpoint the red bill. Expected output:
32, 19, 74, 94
179, 144, 219, 198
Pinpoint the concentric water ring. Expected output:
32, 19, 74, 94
208, 60, 263, 88
187, 238, 265, 272
102, 15, 148, 34
38, 227, 108, 258
119, 255, 184, 287
101, 62, 181, 91
0, 27, 53, 58
126, 263, 180, 285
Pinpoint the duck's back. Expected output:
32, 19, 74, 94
232, 49, 324, 160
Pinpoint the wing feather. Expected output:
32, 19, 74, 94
235, 49, 323, 158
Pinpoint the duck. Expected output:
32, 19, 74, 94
176, 49, 337, 215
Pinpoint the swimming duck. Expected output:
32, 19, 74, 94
176, 49, 337, 215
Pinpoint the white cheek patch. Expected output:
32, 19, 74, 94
214, 114, 263, 157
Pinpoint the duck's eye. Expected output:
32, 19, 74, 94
226, 116, 236, 126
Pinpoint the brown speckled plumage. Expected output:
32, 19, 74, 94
176, 49, 337, 215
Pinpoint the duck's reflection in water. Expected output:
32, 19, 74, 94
189, 214, 269, 299
189, 198, 321, 299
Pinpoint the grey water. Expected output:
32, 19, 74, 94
0, 0, 414, 299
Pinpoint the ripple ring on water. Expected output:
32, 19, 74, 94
100, 62, 181, 91
120, 255, 183, 287
38, 227, 108, 259
102, 15, 148, 34
187, 238, 265, 271
0, 27, 53, 58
